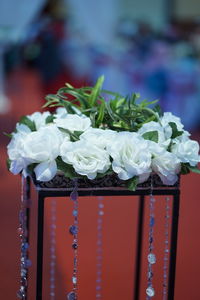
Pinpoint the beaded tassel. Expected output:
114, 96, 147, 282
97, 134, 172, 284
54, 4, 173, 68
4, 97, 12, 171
96, 196, 104, 299
17, 176, 31, 299
146, 179, 156, 299
162, 197, 170, 300
50, 199, 57, 299
67, 179, 79, 300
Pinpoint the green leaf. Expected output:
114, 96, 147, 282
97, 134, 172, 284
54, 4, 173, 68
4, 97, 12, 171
59, 99, 78, 114
19, 116, 36, 131
27, 163, 38, 174
142, 131, 159, 143
88, 75, 104, 106
126, 177, 138, 191
96, 100, 105, 126
3, 132, 12, 138
169, 122, 183, 139
45, 115, 55, 124
153, 104, 162, 117
74, 131, 84, 138
188, 165, 200, 174
56, 157, 77, 179
6, 158, 11, 170
58, 127, 80, 141
180, 163, 190, 175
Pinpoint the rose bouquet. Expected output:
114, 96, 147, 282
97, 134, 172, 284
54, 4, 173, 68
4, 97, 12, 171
6, 76, 200, 190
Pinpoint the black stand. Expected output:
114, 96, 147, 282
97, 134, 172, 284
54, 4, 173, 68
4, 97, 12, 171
25, 174, 180, 300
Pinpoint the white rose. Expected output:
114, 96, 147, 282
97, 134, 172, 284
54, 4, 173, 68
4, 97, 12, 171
171, 139, 200, 166
160, 112, 185, 139
138, 121, 170, 148
152, 150, 181, 185
107, 132, 152, 182
27, 111, 51, 130
7, 131, 33, 174
80, 128, 117, 149
54, 114, 91, 132
22, 124, 65, 181
60, 140, 111, 179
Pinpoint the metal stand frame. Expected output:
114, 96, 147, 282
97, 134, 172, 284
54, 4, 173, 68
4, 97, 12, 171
25, 175, 180, 300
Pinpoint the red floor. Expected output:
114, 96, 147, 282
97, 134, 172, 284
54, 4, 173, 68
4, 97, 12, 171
0, 67, 200, 299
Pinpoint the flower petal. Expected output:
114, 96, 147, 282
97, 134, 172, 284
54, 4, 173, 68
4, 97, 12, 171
34, 160, 57, 181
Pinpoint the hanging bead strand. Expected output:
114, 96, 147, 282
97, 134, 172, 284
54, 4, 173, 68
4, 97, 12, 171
162, 197, 170, 300
96, 196, 104, 299
49, 199, 57, 300
17, 176, 31, 300
67, 179, 79, 300
146, 178, 156, 299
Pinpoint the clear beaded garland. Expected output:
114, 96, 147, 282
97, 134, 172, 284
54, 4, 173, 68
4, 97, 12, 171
162, 197, 170, 300
67, 179, 79, 300
146, 179, 156, 299
17, 176, 31, 300
49, 199, 57, 300
96, 196, 104, 299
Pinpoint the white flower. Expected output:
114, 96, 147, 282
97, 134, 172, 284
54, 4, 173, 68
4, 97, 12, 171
80, 128, 117, 149
171, 138, 200, 166
60, 140, 111, 180
160, 112, 185, 139
54, 114, 91, 132
27, 111, 51, 130
138, 121, 170, 148
152, 150, 181, 185
107, 132, 152, 182
7, 124, 65, 181
7, 130, 33, 174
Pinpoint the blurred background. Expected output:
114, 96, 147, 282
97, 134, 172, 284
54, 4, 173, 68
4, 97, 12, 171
0, 0, 200, 299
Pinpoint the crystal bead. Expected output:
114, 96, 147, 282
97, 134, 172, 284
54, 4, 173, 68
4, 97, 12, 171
70, 190, 78, 201
69, 225, 78, 235
24, 259, 32, 268
150, 217, 155, 227
73, 210, 78, 217
67, 291, 76, 300
20, 277, 27, 286
17, 290, 25, 299
146, 286, 155, 297
149, 237, 153, 243
21, 268, 27, 277
148, 253, 156, 264
72, 243, 78, 250
148, 271, 153, 280
98, 203, 104, 208
98, 211, 104, 216
72, 276, 77, 284
21, 242, 29, 252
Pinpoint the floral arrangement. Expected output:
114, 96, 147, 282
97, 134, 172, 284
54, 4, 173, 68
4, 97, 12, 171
6, 76, 200, 190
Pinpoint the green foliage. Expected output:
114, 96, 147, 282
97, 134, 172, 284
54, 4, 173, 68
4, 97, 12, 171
43, 76, 160, 131
180, 163, 190, 175
126, 177, 139, 191
6, 158, 11, 170
142, 131, 159, 143
169, 122, 183, 139
188, 165, 200, 174
19, 116, 36, 131
56, 157, 77, 179
45, 115, 55, 124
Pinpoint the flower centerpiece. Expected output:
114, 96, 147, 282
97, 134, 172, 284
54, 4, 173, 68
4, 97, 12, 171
6, 76, 200, 190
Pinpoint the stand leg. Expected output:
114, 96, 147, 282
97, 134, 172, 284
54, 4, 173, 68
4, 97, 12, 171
168, 192, 180, 300
36, 193, 45, 300
134, 195, 145, 300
